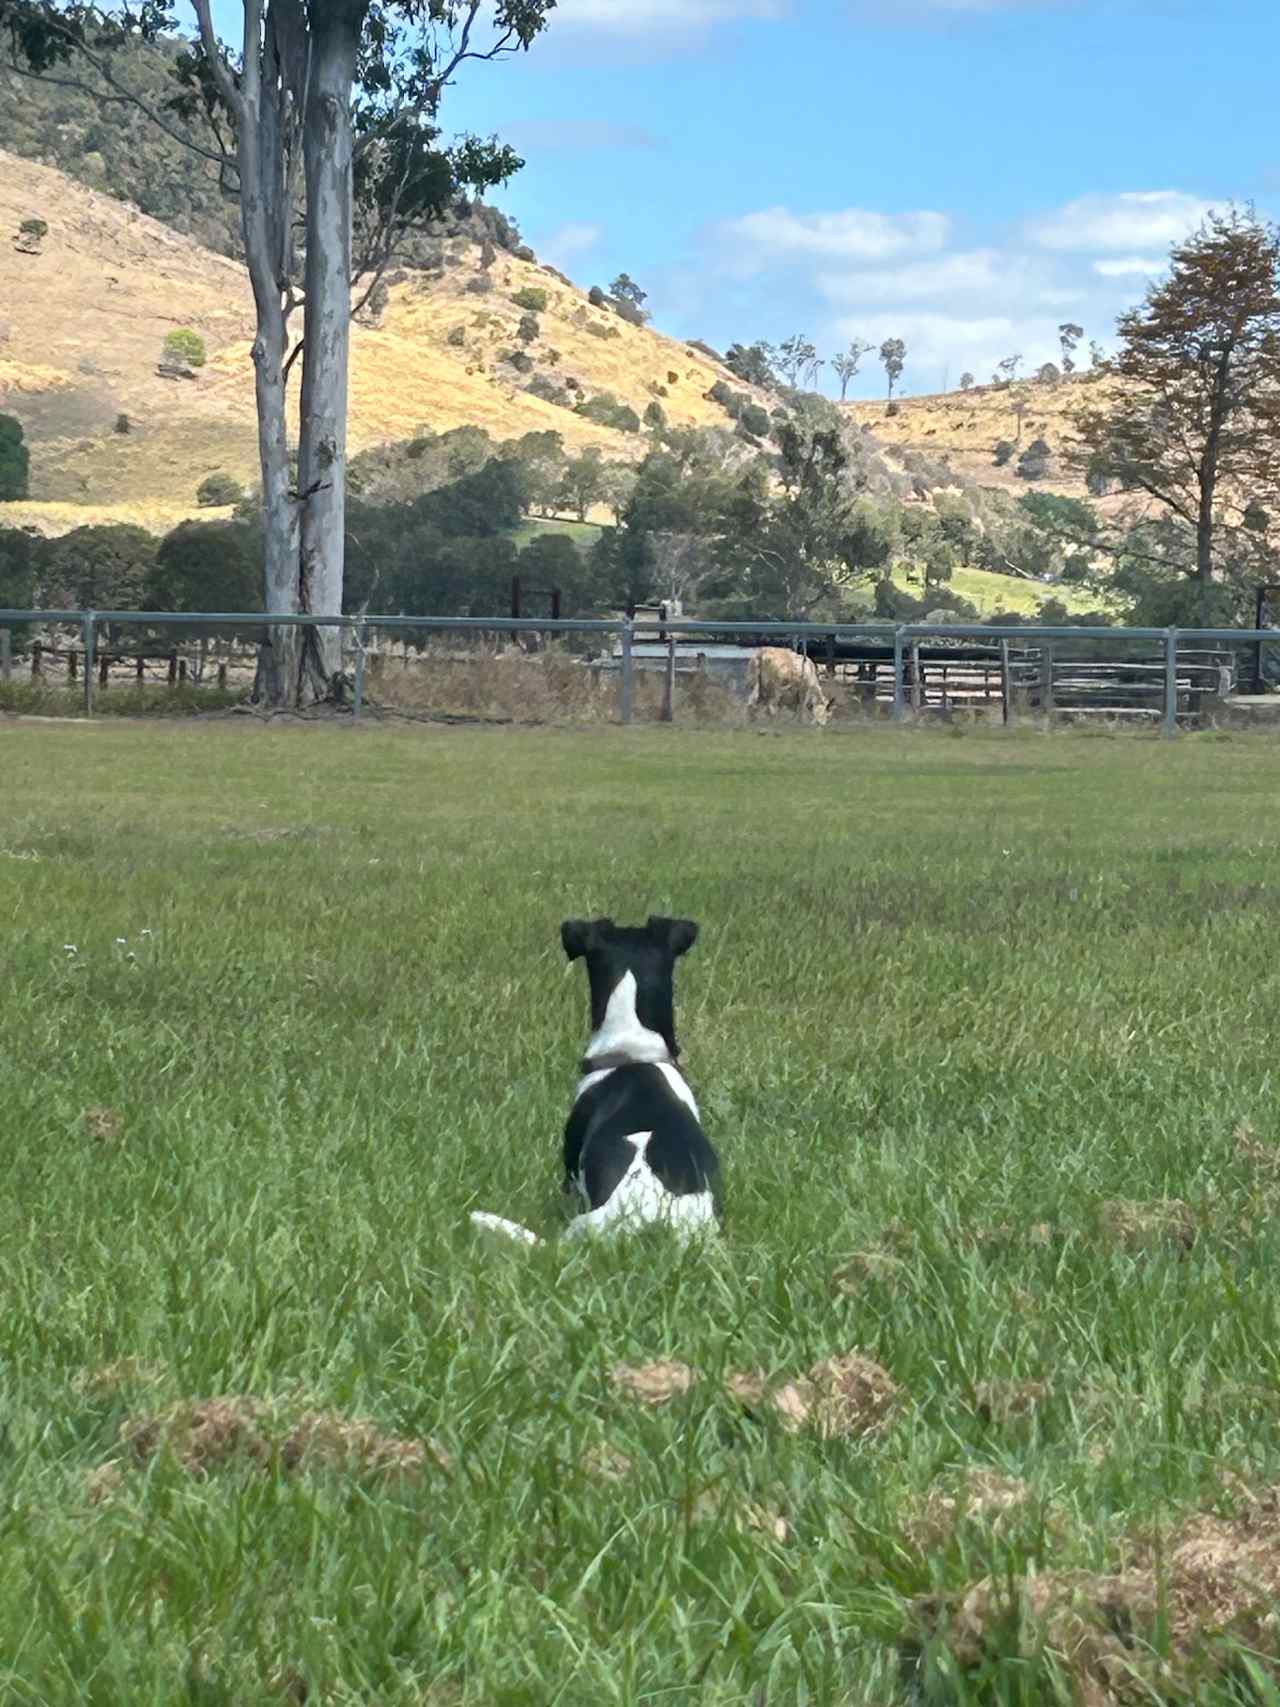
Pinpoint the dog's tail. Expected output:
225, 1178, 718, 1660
470, 1210, 541, 1247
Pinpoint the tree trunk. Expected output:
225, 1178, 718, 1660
237, 0, 304, 705
296, 3, 367, 704
1195, 347, 1232, 622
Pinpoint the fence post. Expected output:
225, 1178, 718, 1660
892, 627, 906, 720
909, 638, 923, 715
661, 632, 676, 723
1164, 627, 1179, 738
0, 627, 10, 684
1000, 639, 1013, 726
1039, 641, 1055, 718
619, 616, 634, 725
31, 640, 42, 679
98, 651, 109, 690
353, 623, 367, 722
81, 614, 96, 716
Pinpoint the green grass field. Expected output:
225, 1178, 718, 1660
3, 718, 1280, 1704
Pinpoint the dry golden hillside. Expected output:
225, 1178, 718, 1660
0, 150, 752, 531
845, 374, 1125, 504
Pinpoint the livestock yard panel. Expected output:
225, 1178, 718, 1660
2, 720, 1280, 1703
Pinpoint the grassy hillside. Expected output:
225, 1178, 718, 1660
0, 150, 762, 525
846, 372, 1124, 505
2, 718, 1280, 1700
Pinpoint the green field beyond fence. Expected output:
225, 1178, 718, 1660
3, 719, 1280, 1703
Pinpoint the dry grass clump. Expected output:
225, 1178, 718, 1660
82, 1105, 124, 1142
905, 1469, 1033, 1552
1096, 1198, 1198, 1253
113, 1397, 447, 1483
909, 1484, 1280, 1702
609, 1360, 700, 1406
727, 1351, 901, 1441
73, 1357, 166, 1397
1234, 1120, 1280, 1178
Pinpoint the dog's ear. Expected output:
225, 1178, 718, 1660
647, 915, 699, 958
561, 917, 609, 961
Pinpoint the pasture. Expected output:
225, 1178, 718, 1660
3, 717, 1280, 1704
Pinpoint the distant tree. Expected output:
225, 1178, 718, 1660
775, 333, 819, 390
1016, 437, 1051, 480
0, 414, 30, 500
147, 518, 261, 631
1088, 339, 1107, 370
959, 372, 975, 391
42, 524, 156, 617
0, 525, 42, 609
559, 446, 610, 521
507, 428, 566, 516
162, 328, 206, 369
724, 341, 777, 388
1072, 209, 1280, 612
196, 471, 245, 507
738, 402, 771, 438
517, 532, 590, 611
878, 337, 906, 406
997, 352, 1022, 386
1058, 322, 1083, 376
831, 338, 873, 401
1037, 361, 1061, 386
609, 273, 647, 311
608, 274, 649, 324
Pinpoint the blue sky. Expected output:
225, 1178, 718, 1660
208, 0, 1279, 399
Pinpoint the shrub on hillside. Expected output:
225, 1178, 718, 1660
687, 339, 721, 362
517, 312, 540, 345
527, 373, 573, 409
163, 328, 206, 368
464, 275, 493, 295
512, 286, 548, 312
738, 402, 771, 438
1016, 437, 1051, 480
0, 414, 30, 501
505, 350, 534, 374
114, 413, 131, 435
587, 321, 620, 340
643, 400, 666, 432
612, 297, 646, 327
576, 392, 641, 433
587, 285, 607, 307
196, 471, 245, 507
993, 440, 1015, 467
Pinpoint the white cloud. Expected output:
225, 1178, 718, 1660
540, 222, 603, 268
554, 0, 784, 30
1027, 190, 1213, 254
720, 205, 950, 268
1091, 255, 1166, 278
816, 248, 1078, 308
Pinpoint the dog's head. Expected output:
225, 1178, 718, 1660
561, 915, 698, 1065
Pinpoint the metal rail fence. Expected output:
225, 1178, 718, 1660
0, 609, 1276, 735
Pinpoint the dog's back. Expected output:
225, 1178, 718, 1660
563, 1062, 720, 1237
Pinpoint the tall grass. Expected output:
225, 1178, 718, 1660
2, 719, 1280, 1703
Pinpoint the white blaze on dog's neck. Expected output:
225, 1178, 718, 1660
586, 970, 670, 1066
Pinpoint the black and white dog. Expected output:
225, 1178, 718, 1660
471, 915, 721, 1246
